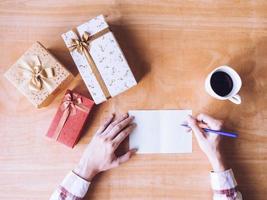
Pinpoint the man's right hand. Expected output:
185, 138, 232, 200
186, 113, 226, 172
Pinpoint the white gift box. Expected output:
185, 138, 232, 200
62, 15, 137, 104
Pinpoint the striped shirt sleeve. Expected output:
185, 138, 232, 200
210, 169, 243, 200
49, 171, 90, 200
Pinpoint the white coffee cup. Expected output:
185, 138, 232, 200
205, 65, 242, 104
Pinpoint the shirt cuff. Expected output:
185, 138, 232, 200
60, 171, 90, 198
210, 169, 237, 190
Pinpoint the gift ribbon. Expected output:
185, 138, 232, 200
68, 29, 111, 99
53, 92, 90, 140
19, 56, 55, 92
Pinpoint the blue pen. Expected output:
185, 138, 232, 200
181, 124, 238, 138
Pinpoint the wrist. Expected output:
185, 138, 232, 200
73, 164, 99, 182
208, 152, 226, 172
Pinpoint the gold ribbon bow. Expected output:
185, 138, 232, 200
68, 29, 111, 99
53, 92, 90, 140
20, 56, 55, 92
68, 32, 90, 54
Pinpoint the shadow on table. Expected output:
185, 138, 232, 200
49, 47, 79, 77
111, 24, 151, 83
213, 41, 267, 200
71, 20, 152, 140
84, 173, 106, 200
49, 21, 151, 84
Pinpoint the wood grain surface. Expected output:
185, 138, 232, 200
0, 1, 267, 199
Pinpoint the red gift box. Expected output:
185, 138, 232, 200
46, 89, 94, 148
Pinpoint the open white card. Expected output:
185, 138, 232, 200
129, 110, 192, 154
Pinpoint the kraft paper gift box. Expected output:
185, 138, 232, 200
62, 15, 137, 104
46, 90, 94, 148
4, 42, 73, 108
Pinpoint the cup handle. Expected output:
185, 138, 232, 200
229, 94, 241, 104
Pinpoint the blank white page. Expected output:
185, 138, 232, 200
129, 110, 161, 154
160, 110, 192, 153
129, 110, 192, 154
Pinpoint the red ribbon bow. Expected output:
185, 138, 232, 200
53, 92, 90, 140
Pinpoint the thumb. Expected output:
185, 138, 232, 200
111, 149, 137, 168
187, 115, 205, 141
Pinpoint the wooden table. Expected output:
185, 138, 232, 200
0, 1, 267, 199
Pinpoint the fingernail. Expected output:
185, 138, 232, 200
187, 114, 193, 119
132, 123, 137, 127
124, 113, 129, 117
186, 128, 192, 133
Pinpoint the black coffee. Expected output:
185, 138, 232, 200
210, 71, 233, 96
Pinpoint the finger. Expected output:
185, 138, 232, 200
182, 120, 188, 126
96, 114, 115, 134
197, 113, 223, 130
110, 149, 137, 168
180, 122, 192, 133
106, 116, 134, 139
186, 115, 206, 141
185, 127, 191, 133
103, 113, 129, 135
112, 124, 136, 149
198, 122, 209, 129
